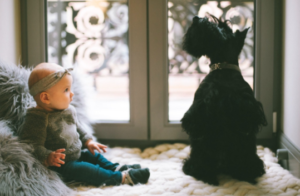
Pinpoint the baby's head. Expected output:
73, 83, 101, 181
29, 62, 74, 111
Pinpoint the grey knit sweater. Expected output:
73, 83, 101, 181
19, 105, 93, 163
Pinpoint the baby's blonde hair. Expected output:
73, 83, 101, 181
29, 63, 63, 102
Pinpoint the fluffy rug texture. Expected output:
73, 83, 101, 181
73, 144, 300, 196
0, 59, 34, 132
0, 120, 74, 196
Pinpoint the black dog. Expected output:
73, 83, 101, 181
181, 15, 267, 185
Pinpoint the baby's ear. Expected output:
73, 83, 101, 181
40, 92, 50, 104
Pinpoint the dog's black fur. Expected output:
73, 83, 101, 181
181, 15, 267, 185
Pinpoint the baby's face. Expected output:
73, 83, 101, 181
47, 74, 74, 110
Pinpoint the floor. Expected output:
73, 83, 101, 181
72, 143, 300, 196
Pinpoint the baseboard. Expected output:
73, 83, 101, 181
98, 138, 276, 152
279, 132, 300, 178
97, 139, 190, 150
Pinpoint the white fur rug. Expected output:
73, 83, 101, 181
72, 144, 300, 196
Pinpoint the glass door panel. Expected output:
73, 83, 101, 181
47, 0, 130, 122
168, 1, 254, 122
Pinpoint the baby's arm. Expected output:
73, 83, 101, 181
19, 110, 53, 164
85, 139, 107, 155
69, 105, 107, 155
44, 149, 66, 167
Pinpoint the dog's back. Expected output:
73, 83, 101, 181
182, 69, 266, 136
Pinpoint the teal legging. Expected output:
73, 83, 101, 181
50, 150, 122, 186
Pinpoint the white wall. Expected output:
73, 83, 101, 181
0, 0, 21, 64
282, 0, 300, 149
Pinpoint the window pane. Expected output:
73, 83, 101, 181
168, 1, 254, 121
47, 0, 129, 121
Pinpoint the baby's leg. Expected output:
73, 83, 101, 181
81, 150, 141, 171
80, 150, 119, 171
56, 160, 123, 186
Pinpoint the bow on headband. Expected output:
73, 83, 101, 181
29, 68, 73, 96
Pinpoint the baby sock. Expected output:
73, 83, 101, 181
115, 164, 141, 172
122, 168, 150, 185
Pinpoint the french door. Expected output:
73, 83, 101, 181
22, 0, 277, 141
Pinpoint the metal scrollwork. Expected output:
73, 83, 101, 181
47, 1, 129, 76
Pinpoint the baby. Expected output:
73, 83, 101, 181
19, 62, 150, 186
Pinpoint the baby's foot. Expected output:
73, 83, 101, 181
115, 164, 141, 171
123, 168, 150, 185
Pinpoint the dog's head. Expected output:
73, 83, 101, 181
182, 14, 249, 63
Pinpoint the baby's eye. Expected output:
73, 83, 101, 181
65, 88, 69, 92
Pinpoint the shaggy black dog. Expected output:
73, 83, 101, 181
181, 15, 267, 185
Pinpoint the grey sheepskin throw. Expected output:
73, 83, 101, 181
0, 120, 74, 196
0, 59, 35, 133
0, 59, 95, 195
0, 59, 95, 139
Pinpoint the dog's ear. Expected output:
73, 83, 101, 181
207, 14, 232, 33
234, 27, 249, 54
235, 27, 249, 39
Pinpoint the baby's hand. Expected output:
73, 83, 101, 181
86, 140, 107, 155
45, 149, 66, 167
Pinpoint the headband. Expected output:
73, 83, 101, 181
29, 68, 73, 96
